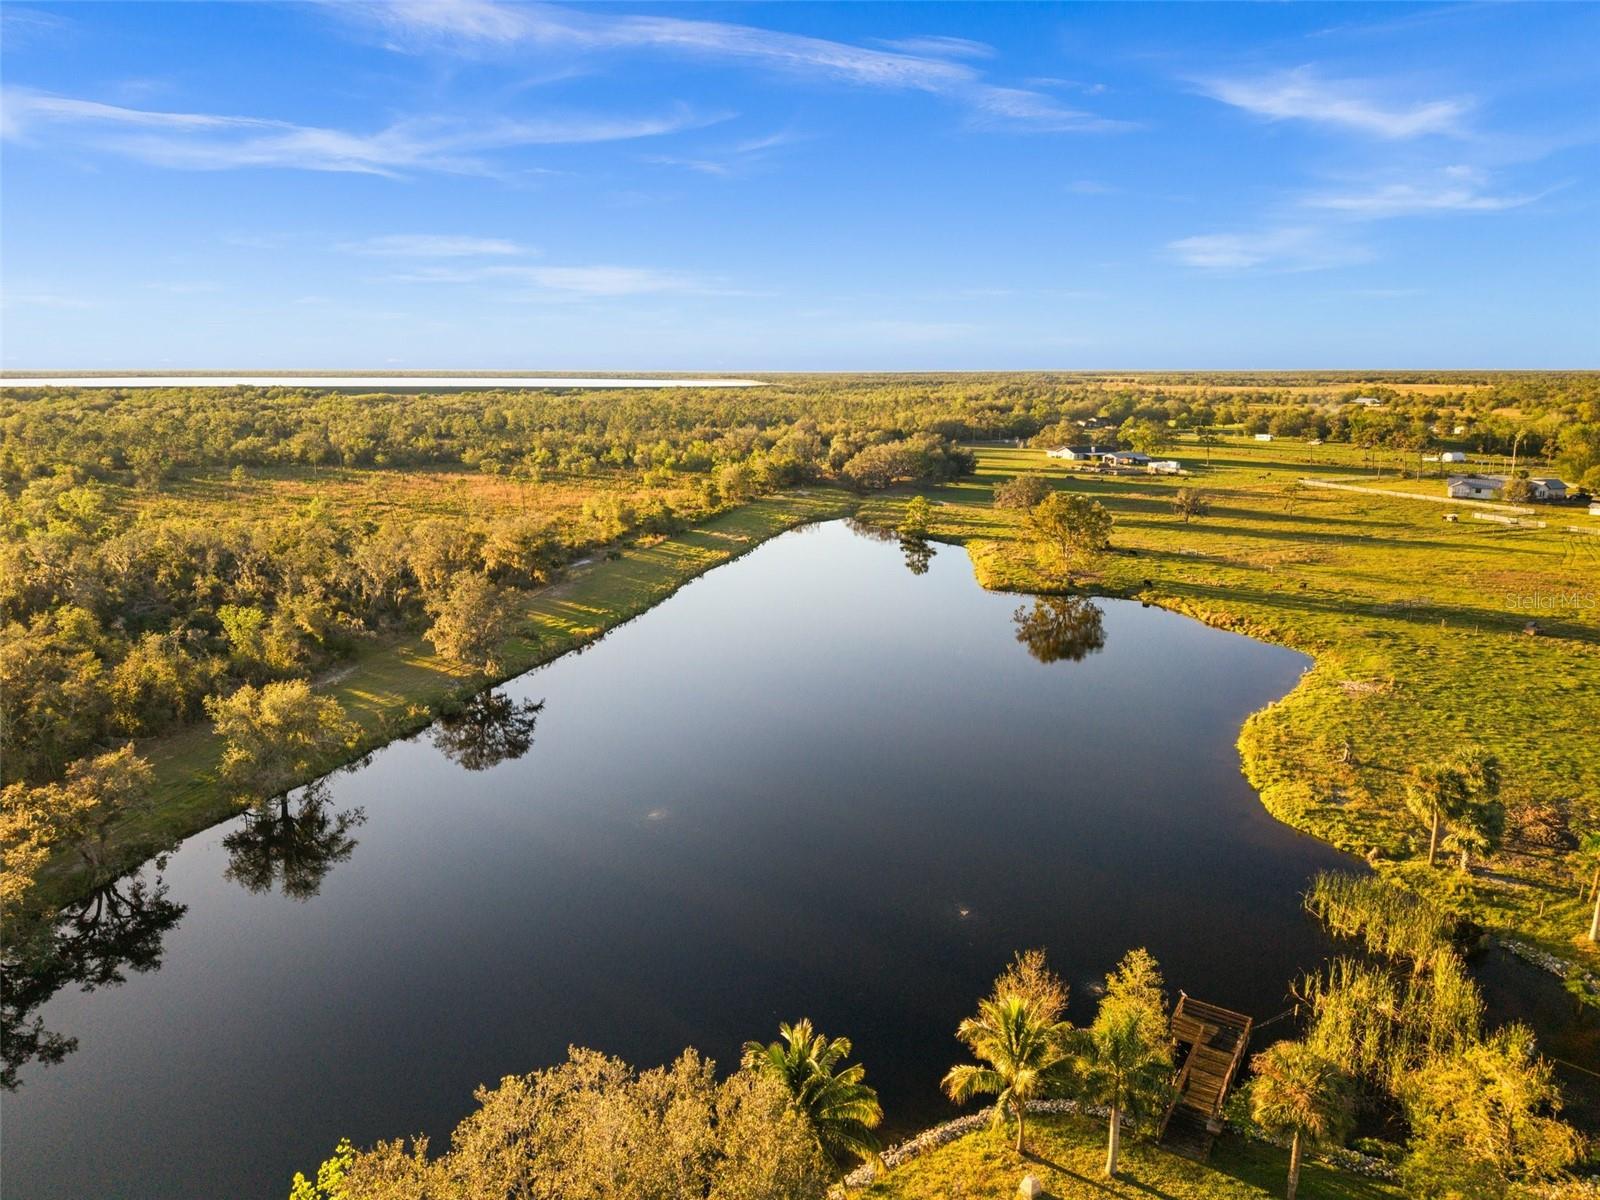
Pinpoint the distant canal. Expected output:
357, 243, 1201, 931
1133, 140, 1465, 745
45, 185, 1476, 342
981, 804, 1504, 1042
4, 519, 1559, 1197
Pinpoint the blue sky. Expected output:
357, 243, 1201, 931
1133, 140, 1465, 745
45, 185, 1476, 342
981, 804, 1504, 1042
2, 1, 1595, 369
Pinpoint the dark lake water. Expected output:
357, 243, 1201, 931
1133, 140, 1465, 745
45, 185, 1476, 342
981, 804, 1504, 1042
9, 518, 1553, 1197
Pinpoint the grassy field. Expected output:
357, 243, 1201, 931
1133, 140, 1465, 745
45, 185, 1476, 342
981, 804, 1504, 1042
34, 487, 854, 909
859, 1114, 1400, 1199
121, 460, 682, 526
864, 437, 1600, 981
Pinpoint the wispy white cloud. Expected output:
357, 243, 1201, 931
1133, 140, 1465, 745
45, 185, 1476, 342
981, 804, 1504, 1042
2, 290, 99, 310
1196, 67, 1470, 139
340, 233, 532, 256
0, 6, 74, 49
384, 261, 722, 296
643, 127, 806, 178
873, 35, 995, 60
965, 85, 1122, 133
144, 281, 223, 294
0, 86, 720, 176
1167, 226, 1369, 271
1303, 166, 1546, 217
1027, 77, 1108, 96
334, 0, 1128, 133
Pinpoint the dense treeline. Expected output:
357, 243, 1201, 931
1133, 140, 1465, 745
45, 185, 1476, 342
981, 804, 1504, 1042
4, 375, 1596, 487
0, 385, 990, 791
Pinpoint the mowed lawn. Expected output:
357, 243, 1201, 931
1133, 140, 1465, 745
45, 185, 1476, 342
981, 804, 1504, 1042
36, 488, 854, 908
867, 438, 1600, 977
860, 1114, 1400, 1200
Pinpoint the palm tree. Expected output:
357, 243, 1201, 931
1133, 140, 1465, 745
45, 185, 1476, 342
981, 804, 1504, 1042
1247, 1040, 1355, 1200
1447, 747, 1504, 873
1073, 948, 1173, 1178
1076, 1001, 1173, 1177
741, 1019, 883, 1166
1454, 746, 1502, 802
1404, 762, 1471, 868
943, 994, 1071, 1154
1578, 831, 1600, 943
1443, 800, 1503, 874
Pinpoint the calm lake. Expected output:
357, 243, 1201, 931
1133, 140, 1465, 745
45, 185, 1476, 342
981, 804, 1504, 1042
6, 518, 1552, 1197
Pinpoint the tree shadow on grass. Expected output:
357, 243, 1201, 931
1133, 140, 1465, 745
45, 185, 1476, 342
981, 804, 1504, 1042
1021, 1151, 1182, 1200
1138, 567, 1599, 644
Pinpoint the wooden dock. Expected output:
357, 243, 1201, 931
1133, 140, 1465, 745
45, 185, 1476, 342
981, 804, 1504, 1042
1159, 993, 1253, 1161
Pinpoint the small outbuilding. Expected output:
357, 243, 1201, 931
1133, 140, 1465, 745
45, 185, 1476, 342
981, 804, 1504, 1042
1103, 450, 1152, 467
1441, 450, 1467, 463
1254, 433, 1273, 442
1147, 459, 1182, 475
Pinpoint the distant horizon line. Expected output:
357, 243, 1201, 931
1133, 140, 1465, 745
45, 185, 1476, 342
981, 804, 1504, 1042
4, 367, 1595, 380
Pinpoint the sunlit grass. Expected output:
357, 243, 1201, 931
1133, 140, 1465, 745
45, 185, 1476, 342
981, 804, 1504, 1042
859, 1113, 1401, 1199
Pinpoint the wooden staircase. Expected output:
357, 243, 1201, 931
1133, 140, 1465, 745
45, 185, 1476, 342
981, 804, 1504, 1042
1159, 994, 1252, 1161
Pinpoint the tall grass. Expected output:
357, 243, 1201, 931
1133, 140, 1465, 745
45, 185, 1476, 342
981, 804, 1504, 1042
1304, 871, 1454, 968
1299, 951, 1483, 1092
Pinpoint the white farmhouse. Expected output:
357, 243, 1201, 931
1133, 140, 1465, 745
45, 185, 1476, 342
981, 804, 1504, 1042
1446, 474, 1570, 502
1447, 474, 1503, 500
1046, 444, 1105, 461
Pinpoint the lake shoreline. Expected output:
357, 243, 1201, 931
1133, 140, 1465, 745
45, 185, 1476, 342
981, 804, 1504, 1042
33, 489, 1595, 1013
28, 490, 857, 913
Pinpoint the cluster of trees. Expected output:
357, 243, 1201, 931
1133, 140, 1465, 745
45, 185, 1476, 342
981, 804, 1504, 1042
1027, 493, 1113, 576
0, 677, 363, 926
1283, 872, 1585, 1198
289, 1014, 887, 1199
943, 949, 1173, 1176
1391, 751, 1597, 951
839, 436, 975, 491
288, 1047, 837, 1200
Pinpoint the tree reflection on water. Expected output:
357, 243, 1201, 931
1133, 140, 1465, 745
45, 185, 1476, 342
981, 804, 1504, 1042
2, 873, 186, 1091
1012, 596, 1107, 664
431, 691, 545, 772
222, 782, 366, 902
900, 537, 935, 576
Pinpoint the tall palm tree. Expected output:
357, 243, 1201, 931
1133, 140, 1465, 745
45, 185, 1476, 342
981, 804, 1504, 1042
1404, 762, 1470, 868
943, 994, 1070, 1154
1454, 746, 1502, 802
1076, 1002, 1173, 1177
1578, 831, 1600, 944
1247, 1040, 1355, 1200
741, 1019, 883, 1166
